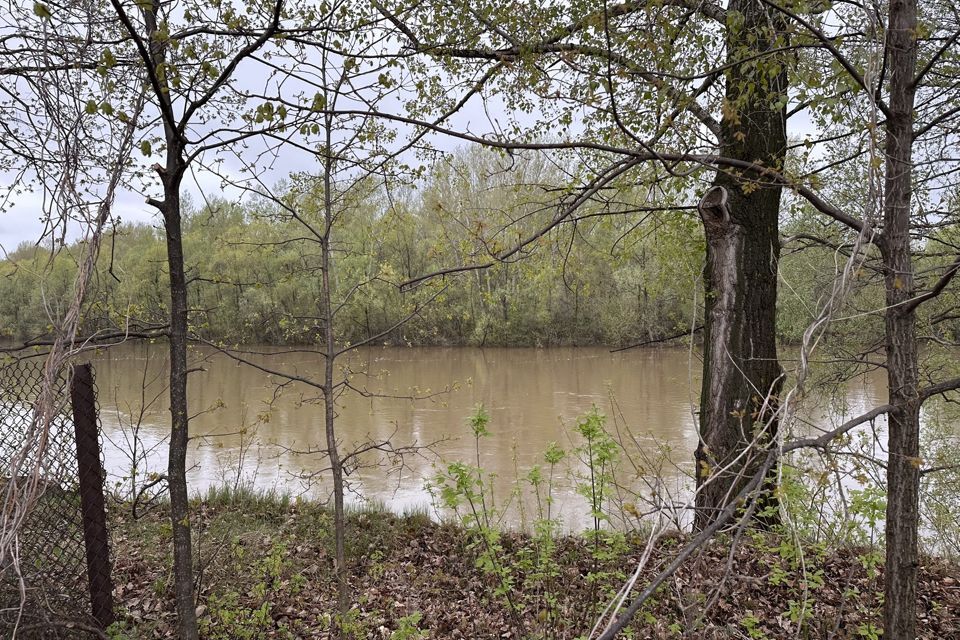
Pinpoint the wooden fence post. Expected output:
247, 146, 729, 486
70, 363, 115, 629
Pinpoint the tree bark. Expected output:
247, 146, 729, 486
320, 111, 349, 624
139, 2, 199, 636
322, 242, 348, 618
160, 181, 198, 640
695, 0, 787, 530
881, 0, 920, 636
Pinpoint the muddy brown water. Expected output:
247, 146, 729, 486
89, 343, 896, 530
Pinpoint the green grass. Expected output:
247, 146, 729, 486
198, 484, 293, 512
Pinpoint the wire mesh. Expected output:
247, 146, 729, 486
0, 358, 109, 636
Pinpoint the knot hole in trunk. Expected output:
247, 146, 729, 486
698, 186, 731, 231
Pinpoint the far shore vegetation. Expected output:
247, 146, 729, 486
7, 149, 952, 351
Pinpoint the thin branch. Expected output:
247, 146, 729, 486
610, 325, 704, 352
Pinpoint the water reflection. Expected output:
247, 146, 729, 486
90, 344, 894, 531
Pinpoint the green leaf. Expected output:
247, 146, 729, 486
101, 48, 116, 68
311, 93, 326, 112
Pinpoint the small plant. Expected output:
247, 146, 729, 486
785, 598, 813, 629
572, 407, 618, 532
198, 539, 290, 640
427, 405, 523, 634
570, 407, 629, 617
427, 405, 644, 638
391, 612, 428, 640
740, 612, 765, 639
324, 608, 374, 639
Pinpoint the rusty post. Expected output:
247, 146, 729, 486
70, 363, 115, 629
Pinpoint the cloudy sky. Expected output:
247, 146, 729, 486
0, 77, 520, 255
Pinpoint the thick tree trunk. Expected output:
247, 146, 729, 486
694, 0, 786, 530
882, 0, 919, 637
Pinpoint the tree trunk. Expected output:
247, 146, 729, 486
322, 250, 348, 617
694, 0, 787, 530
138, 2, 199, 635
881, 0, 919, 636
320, 113, 349, 624
161, 184, 199, 640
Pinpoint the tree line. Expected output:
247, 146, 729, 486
5, 157, 957, 352
1, 149, 706, 348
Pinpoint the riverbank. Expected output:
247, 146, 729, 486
93, 490, 960, 639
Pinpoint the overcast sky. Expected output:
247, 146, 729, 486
0, 75, 526, 255
0, 13, 824, 258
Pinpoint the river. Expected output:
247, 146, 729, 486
89, 343, 894, 530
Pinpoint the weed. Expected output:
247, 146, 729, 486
198, 538, 292, 640
391, 612, 428, 639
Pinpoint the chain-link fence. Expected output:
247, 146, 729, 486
0, 359, 113, 637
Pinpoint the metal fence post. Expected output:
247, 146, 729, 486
70, 363, 115, 629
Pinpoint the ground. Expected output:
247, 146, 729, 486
18, 490, 960, 639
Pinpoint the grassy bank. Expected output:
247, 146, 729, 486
94, 488, 960, 640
